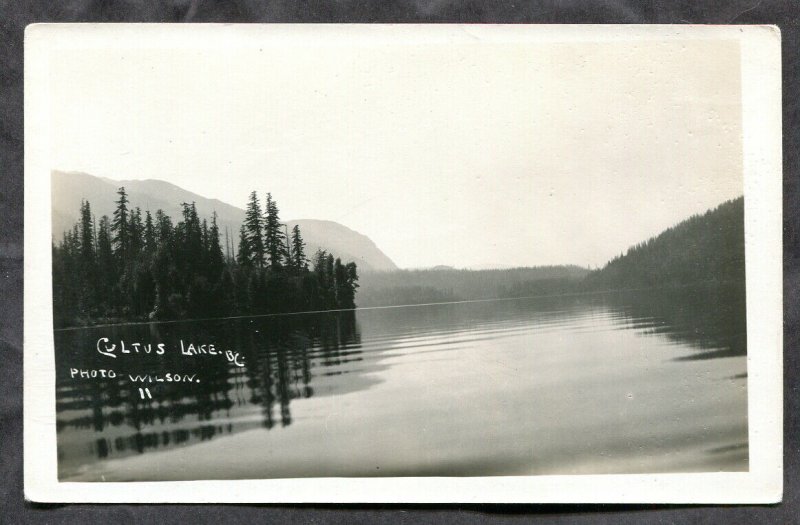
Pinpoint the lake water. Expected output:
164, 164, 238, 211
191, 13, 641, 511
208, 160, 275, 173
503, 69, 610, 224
54, 285, 748, 481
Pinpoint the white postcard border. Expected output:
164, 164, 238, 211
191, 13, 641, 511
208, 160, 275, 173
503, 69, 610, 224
24, 24, 783, 503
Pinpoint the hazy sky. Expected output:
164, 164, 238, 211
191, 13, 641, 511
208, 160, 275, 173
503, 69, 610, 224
50, 31, 743, 269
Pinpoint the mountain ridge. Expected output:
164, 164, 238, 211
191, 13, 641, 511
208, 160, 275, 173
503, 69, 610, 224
51, 170, 398, 272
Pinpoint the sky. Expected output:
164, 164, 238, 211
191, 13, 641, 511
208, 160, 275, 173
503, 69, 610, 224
50, 29, 743, 269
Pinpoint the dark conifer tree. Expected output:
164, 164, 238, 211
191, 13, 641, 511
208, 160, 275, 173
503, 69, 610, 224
143, 210, 156, 254
312, 249, 328, 286
96, 216, 113, 270
331, 259, 358, 309
291, 224, 307, 271
178, 202, 203, 274
53, 228, 80, 325
76, 200, 97, 312
244, 191, 266, 268
334, 258, 346, 306
150, 209, 177, 319
96, 215, 115, 312
264, 193, 286, 270
312, 249, 327, 272
78, 200, 96, 265
237, 225, 253, 267
155, 209, 173, 248
202, 218, 209, 246
111, 187, 130, 261
325, 254, 336, 308
207, 212, 225, 280
201, 218, 211, 273
129, 207, 144, 259
344, 262, 359, 308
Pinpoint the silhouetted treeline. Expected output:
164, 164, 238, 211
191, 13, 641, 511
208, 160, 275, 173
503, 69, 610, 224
52, 188, 358, 328
585, 197, 745, 289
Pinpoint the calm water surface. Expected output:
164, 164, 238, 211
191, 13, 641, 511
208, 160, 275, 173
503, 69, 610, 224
55, 286, 747, 480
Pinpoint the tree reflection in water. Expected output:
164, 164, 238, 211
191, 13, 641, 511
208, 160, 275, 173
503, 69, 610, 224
55, 310, 362, 467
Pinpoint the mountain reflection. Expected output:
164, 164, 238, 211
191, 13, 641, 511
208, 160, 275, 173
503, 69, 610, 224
55, 310, 363, 468
599, 283, 746, 360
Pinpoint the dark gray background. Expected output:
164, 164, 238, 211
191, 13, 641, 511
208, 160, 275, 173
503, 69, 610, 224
1, 1, 797, 522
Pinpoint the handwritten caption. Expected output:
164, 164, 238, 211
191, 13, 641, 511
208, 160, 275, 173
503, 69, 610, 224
67, 338, 246, 399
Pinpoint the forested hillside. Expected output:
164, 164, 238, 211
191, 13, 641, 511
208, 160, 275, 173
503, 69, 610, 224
585, 197, 744, 289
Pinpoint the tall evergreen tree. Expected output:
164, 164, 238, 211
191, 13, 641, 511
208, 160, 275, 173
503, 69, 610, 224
207, 212, 224, 280
143, 210, 156, 254
155, 209, 173, 248
264, 193, 286, 270
96, 215, 115, 310
178, 202, 203, 274
151, 210, 177, 320
111, 187, 130, 260
344, 262, 359, 308
76, 200, 98, 313
291, 224, 307, 271
129, 207, 144, 258
312, 249, 326, 270
325, 254, 336, 307
244, 191, 266, 268
78, 200, 95, 264
237, 224, 253, 267
96, 216, 114, 274
202, 219, 210, 252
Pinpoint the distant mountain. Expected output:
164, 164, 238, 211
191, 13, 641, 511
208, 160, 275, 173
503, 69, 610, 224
286, 219, 398, 273
586, 197, 744, 288
357, 265, 590, 307
464, 263, 515, 271
51, 171, 245, 242
51, 170, 398, 272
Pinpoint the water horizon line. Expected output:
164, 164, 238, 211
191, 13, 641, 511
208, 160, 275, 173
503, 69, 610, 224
51, 280, 739, 332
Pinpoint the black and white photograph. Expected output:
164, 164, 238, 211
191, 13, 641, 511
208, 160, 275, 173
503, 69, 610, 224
24, 24, 783, 503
